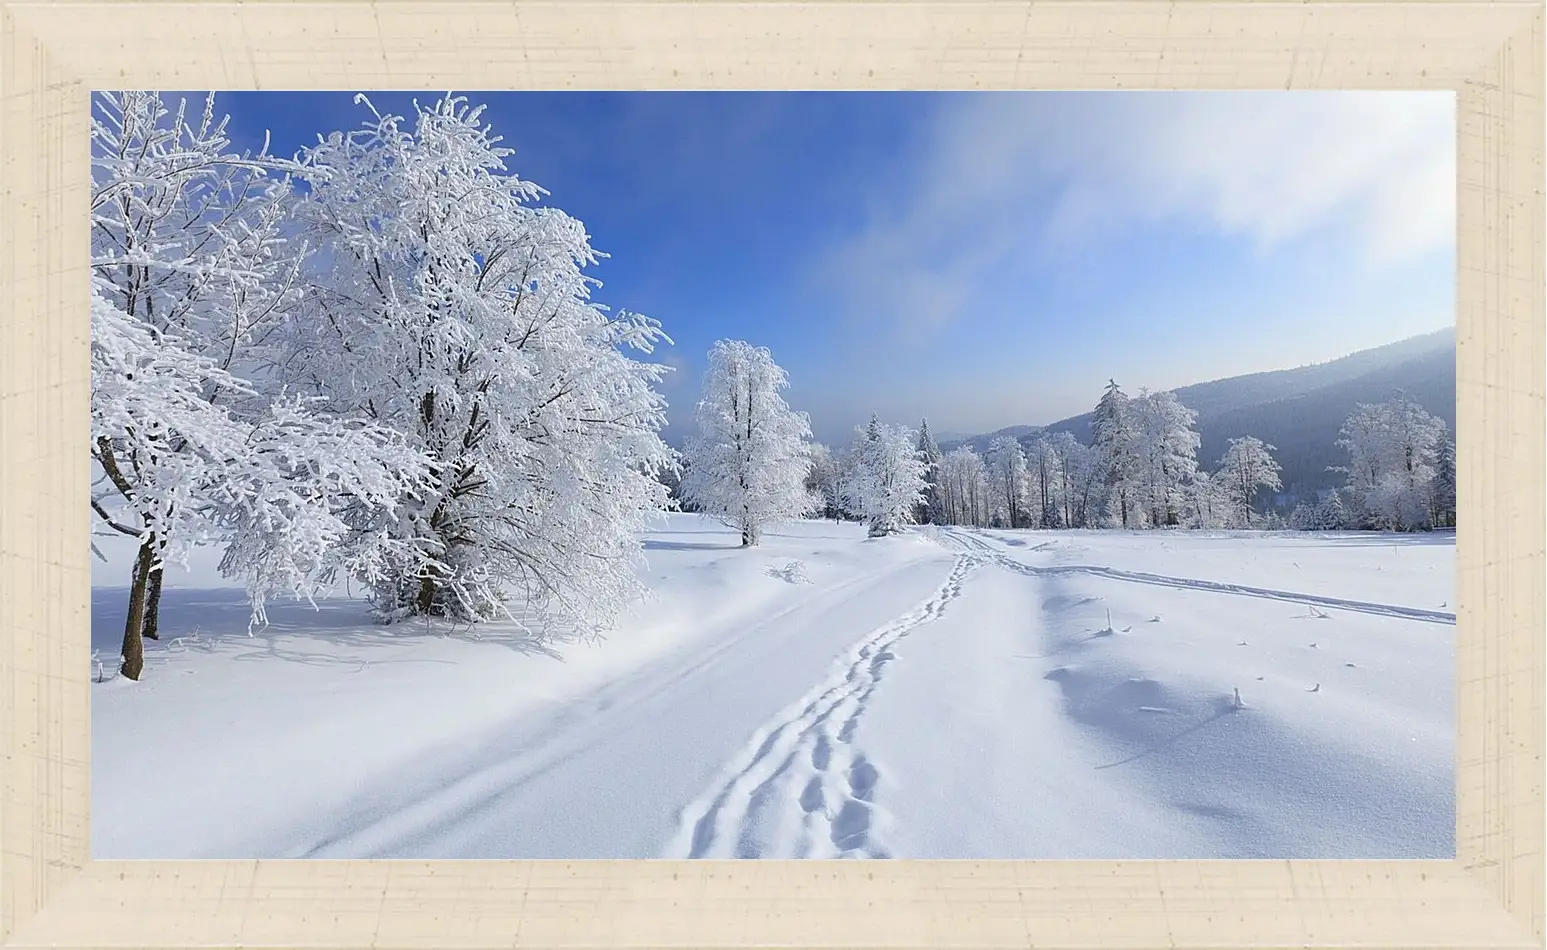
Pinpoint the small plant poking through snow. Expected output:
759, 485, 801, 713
766, 560, 811, 584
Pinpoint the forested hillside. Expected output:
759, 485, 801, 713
945, 329, 1456, 504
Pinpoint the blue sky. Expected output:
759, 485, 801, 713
214, 90, 1455, 446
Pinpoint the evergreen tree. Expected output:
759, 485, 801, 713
1431, 437, 1457, 528
1288, 502, 1318, 530
1313, 490, 1349, 530
1091, 380, 1141, 528
844, 419, 928, 537
915, 419, 945, 525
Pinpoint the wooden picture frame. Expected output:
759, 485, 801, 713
1, 2, 1540, 947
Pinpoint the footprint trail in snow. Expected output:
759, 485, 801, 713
666, 553, 979, 859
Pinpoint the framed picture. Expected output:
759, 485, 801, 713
3, 3, 1541, 948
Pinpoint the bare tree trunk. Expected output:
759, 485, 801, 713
143, 566, 164, 640
120, 542, 155, 681
417, 575, 438, 616
1063, 464, 1073, 529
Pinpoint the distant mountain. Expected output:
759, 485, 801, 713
941, 328, 1457, 505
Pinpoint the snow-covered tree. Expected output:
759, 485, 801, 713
1174, 470, 1220, 529
1026, 437, 1063, 528
1431, 437, 1457, 528
90, 91, 426, 680
667, 458, 701, 513
1334, 394, 1448, 531
91, 93, 305, 382
681, 340, 816, 546
986, 435, 1029, 528
655, 462, 686, 511
1091, 380, 1142, 528
1288, 501, 1318, 530
844, 417, 928, 537
1048, 431, 1103, 529
91, 89, 298, 665
290, 93, 675, 630
92, 280, 424, 680
1364, 475, 1431, 532
1132, 389, 1200, 528
938, 446, 989, 527
1218, 436, 1283, 528
804, 442, 853, 526
1313, 489, 1350, 530
936, 448, 966, 526
915, 419, 945, 525
91, 282, 248, 679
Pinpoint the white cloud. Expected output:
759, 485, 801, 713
816, 91, 1455, 334
656, 350, 694, 391
1039, 92, 1455, 254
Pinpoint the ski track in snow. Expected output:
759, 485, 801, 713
669, 525, 1449, 860
295, 567, 901, 859
667, 553, 980, 859
935, 528, 1453, 625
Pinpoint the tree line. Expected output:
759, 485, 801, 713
673, 361, 1458, 543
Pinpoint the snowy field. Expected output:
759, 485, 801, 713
92, 515, 1454, 860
